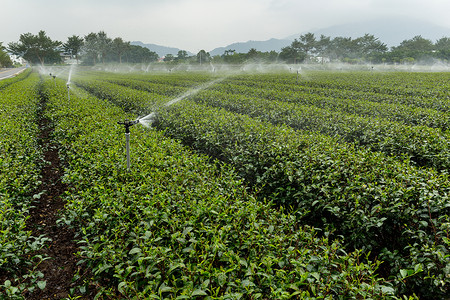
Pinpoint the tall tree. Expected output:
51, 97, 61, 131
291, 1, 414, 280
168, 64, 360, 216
329, 36, 354, 60
164, 54, 174, 62
111, 37, 130, 63
354, 34, 387, 56
391, 35, 434, 61
395, 35, 434, 52
296, 33, 317, 57
124, 45, 158, 63
315, 35, 331, 61
63, 35, 84, 64
0, 42, 13, 67
97, 31, 112, 64
435, 37, 450, 50
8, 30, 61, 65
279, 45, 306, 64
247, 48, 259, 60
197, 50, 210, 64
435, 37, 450, 60
82, 32, 99, 65
177, 50, 188, 61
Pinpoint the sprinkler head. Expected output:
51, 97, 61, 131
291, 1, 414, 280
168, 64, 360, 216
52, 75, 56, 79
66, 83, 70, 89
117, 119, 139, 133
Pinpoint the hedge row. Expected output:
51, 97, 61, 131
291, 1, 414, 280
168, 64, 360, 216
190, 88, 450, 172
151, 100, 449, 298
0, 73, 48, 297
75, 71, 450, 298
211, 79, 450, 131
0, 68, 32, 90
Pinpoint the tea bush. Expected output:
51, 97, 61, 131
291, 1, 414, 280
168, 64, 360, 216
44, 79, 394, 298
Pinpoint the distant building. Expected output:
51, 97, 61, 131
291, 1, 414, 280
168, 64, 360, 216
9, 54, 27, 65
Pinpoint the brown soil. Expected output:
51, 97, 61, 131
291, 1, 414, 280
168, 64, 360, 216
22, 112, 97, 299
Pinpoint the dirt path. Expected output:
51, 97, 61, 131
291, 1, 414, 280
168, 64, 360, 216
23, 90, 96, 299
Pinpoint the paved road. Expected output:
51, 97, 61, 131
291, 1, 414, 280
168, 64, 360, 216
0, 67, 27, 80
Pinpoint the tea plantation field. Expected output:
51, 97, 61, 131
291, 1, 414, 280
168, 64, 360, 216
1, 67, 449, 299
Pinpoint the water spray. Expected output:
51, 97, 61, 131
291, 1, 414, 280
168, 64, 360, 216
117, 119, 139, 171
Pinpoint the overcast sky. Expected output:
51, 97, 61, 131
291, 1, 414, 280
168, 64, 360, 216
2, 0, 450, 52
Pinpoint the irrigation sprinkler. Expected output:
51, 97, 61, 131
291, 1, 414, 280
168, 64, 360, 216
117, 119, 139, 171
51, 74, 56, 87
66, 83, 70, 101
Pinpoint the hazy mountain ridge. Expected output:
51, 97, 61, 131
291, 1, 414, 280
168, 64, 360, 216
291, 16, 450, 47
130, 41, 194, 57
134, 17, 449, 57
208, 38, 292, 56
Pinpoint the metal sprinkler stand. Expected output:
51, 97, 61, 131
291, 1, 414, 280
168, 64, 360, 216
117, 119, 139, 171
66, 83, 70, 101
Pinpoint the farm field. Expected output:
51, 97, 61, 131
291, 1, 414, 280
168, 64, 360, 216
1, 67, 449, 299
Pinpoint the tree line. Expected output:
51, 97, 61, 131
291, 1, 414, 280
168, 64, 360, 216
279, 33, 450, 64
5, 30, 159, 66
3, 30, 450, 67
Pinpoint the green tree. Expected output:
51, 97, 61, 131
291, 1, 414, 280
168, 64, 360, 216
63, 35, 84, 64
224, 49, 236, 56
111, 37, 130, 63
0, 42, 13, 67
164, 54, 174, 62
279, 45, 306, 64
177, 50, 188, 61
396, 35, 434, 52
435, 37, 450, 50
124, 45, 158, 63
329, 36, 354, 60
197, 50, 210, 64
97, 31, 112, 64
391, 35, 434, 62
81, 32, 99, 64
295, 33, 317, 57
435, 37, 450, 60
354, 34, 387, 56
8, 30, 61, 65
246, 48, 259, 60
315, 35, 331, 62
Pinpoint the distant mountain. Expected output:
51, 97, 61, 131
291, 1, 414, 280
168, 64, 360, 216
133, 17, 449, 57
131, 41, 194, 57
288, 16, 450, 47
209, 38, 292, 56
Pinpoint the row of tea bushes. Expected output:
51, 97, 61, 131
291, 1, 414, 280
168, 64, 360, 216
45, 79, 394, 298
0, 68, 32, 90
211, 80, 450, 131
150, 100, 449, 298
102, 77, 188, 97
0, 74, 48, 296
189, 88, 450, 172
75, 71, 450, 298
227, 72, 449, 107
74, 78, 169, 116
296, 71, 450, 101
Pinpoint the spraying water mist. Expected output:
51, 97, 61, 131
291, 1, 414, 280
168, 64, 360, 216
67, 64, 76, 85
138, 77, 225, 127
